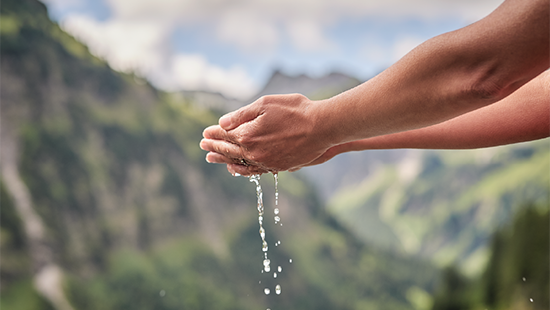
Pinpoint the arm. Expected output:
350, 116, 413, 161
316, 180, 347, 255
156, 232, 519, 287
201, 0, 549, 175
307, 71, 550, 166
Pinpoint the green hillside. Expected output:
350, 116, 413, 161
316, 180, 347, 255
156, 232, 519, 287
0, 1, 439, 309
431, 204, 549, 310
328, 137, 549, 275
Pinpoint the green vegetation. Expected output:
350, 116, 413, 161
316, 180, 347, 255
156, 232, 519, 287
328, 143, 549, 273
431, 204, 549, 310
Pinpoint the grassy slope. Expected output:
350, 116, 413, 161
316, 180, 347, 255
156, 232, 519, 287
328, 137, 549, 274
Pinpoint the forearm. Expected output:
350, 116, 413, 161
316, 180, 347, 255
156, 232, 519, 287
332, 71, 550, 152
312, 0, 549, 147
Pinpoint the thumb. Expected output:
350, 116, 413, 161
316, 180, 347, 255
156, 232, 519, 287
219, 102, 263, 131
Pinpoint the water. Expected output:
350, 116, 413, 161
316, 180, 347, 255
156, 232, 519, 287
249, 173, 291, 309
250, 175, 270, 273
274, 173, 279, 206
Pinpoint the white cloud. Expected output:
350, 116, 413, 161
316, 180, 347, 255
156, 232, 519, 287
286, 19, 335, 52
61, 14, 168, 75
61, 13, 259, 100
167, 54, 259, 100
217, 8, 280, 52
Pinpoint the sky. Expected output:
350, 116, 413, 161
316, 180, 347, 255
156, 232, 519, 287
42, 0, 504, 100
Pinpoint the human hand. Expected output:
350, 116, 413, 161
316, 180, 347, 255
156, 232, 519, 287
200, 93, 334, 175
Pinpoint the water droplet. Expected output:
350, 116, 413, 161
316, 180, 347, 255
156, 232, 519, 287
259, 281, 261, 284
263, 258, 271, 272
530, 298, 534, 302
159, 290, 166, 297
278, 266, 282, 272
264, 288, 270, 295
259, 227, 265, 239
274, 216, 281, 223
273, 272, 277, 278
289, 259, 292, 263
275, 284, 281, 295
234, 173, 241, 177
274, 208, 280, 215
522, 277, 526, 282
262, 241, 268, 252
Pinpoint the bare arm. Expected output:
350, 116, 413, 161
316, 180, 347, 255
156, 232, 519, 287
307, 71, 550, 166
201, 0, 549, 175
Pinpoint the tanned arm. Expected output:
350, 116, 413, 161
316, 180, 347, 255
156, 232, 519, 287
200, 0, 549, 175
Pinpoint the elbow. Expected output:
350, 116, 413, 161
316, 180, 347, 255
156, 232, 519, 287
468, 74, 531, 103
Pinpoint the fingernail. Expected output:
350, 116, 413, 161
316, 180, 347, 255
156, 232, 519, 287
205, 156, 211, 163
219, 113, 232, 129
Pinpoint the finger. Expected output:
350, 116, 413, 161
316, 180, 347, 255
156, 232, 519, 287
202, 125, 237, 143
205, 152, 234, 164
219, 100, 264, 131
200, 138, 244, 159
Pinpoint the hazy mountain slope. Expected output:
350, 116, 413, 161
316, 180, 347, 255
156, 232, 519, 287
326, 142, 549, 275
0, 1, 439, 309
250, 70, 361, 102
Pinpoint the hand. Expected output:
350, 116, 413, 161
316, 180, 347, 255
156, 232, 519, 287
200, 93, 334, 175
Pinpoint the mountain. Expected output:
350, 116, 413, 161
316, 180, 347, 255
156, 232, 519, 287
250, 70, 362, 101
322, 142, 549, 275
0, 1, 439, 310
184, 69, 363, 113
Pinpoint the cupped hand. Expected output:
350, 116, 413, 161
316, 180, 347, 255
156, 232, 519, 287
200, 93, 334, 175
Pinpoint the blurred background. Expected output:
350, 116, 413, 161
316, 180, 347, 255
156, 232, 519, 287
1, 0, 548, 309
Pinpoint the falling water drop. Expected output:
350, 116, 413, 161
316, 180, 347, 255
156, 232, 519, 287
264, 288, 270, 295
273, 272, 277, 278
273, 173, 279, 206
530, 298, 534, 302
278, 266, 282, 272
289, 259, 293, 263
275, 284, 281, 295
263, 258, 271, 272
522, 277, 526, 282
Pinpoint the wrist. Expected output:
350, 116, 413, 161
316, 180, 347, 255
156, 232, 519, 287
309, 97, 349, 148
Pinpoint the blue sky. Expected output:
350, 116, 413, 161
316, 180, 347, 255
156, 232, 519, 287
42, 0, 504, 100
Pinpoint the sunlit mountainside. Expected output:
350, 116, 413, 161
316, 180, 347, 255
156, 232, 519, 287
1, 1, 437, 309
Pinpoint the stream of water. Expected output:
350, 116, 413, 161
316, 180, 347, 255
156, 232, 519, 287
249, 173, 286, 309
